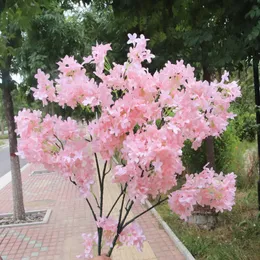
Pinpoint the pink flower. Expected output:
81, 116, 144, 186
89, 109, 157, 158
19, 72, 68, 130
77, 233, 95, 259
15, 111, 95, 198
85, 43, 112, 75
127, 33, 138, 45
119, 223, 146, 251
32, 69, 56, 105
96, 217, 118, 247
57, 55, 82, 75
168, 189, 198, 220
169, 167, 237, 219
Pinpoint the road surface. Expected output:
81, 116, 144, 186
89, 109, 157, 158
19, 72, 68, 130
0, 145, 27, 178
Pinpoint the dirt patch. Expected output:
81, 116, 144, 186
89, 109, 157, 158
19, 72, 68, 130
0, 210, 46, 226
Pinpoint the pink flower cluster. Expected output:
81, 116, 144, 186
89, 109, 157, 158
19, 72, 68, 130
97, 217, 145, 251
113, 125, 184, 202
32, 55, 112, 109
168, 166, 237, 220
77, 217, 145, 259
84, 43, 112, 75
16, 33, 241, 257
77, 233, 95, 259
15, 109, 94, 198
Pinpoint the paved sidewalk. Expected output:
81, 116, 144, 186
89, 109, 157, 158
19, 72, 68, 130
0, 164, 185, 260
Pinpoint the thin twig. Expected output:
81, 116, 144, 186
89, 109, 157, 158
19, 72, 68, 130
117, 185, 127, 232
97, 159, 107, 256
119, 201, 134, 230
125, 199, 131, 211
107, 233, 120, 257
106, 188, 124, 218
55, 143, 61, 149
69, 176, 97, 222
122, 197, 168, 229
107, 200, 134, 257
69, 176, 77, 186
100, 160, 107, 217
91, 192, 100, 208
105, 161, 112, 175
94, 153, 102, 186
54, 134, 64, 150
86, 198, 97, 222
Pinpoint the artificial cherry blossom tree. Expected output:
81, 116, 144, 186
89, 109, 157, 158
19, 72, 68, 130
15, 34, 241, 258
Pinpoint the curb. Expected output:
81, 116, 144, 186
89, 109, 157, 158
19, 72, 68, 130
145, 200, 195, 260
0, 163, 30, 191
0, 209, 52, 228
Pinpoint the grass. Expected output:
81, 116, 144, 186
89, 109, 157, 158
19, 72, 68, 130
226, 140, 257, 189
156, 187, 260, 260
0, 140, 4, 146
0, 134, 8, 139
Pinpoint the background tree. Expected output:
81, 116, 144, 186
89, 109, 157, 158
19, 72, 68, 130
0, 0, 85, 220
17, 3, 128, 121
0, 90, 6, 135
0, 0, 45, 220
242, 0, 260, 209
18, 4, 101, 120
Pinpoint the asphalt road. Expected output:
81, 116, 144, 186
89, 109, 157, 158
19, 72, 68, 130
0, 145, 27, 178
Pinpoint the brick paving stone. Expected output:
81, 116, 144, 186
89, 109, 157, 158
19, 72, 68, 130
0, 164, 186, 259
31, 251, 39, 256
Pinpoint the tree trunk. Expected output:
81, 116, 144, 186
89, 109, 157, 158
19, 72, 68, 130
205, 136, 215, 169
203, 66, 216, 170
252, 55, 260, 210
217, 68, 222, 81
51, 102, 54, 116
2, 70, 26, 220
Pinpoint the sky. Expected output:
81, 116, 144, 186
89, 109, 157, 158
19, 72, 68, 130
12, 74, 23, 84
0, 74, 23, 84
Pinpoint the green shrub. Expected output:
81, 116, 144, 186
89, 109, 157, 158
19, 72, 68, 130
182, 125, 240, 175
215, 127, 257, 189
214, 126, 258, 189
231, 141, 258, 189
233, 113, 256, 142
214, 125, 240, 174
182, 124, 258, 189
182, 140, 206, 173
